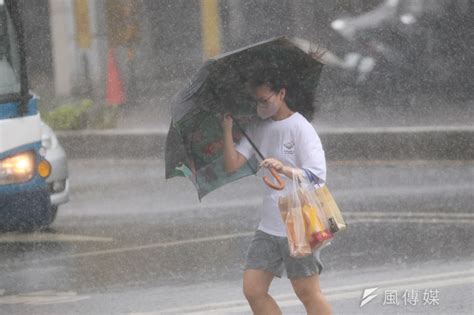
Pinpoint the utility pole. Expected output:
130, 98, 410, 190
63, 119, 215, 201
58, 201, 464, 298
200, 0, 221, 59
49, 0, 75, 97
73, 0, 92, 95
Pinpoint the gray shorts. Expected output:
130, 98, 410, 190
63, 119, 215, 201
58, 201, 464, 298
244, 230, 323, 279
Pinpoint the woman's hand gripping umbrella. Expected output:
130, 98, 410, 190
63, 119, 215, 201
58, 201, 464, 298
222, 113, 285, 190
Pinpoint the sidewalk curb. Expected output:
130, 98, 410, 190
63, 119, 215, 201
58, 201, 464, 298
57, 126, 474, 160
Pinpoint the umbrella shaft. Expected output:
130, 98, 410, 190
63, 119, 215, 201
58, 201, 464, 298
231, 115, 265, 160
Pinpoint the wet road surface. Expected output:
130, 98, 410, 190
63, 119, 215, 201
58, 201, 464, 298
0, 160, 472, 314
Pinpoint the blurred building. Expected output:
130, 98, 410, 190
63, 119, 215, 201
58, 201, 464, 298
19, 0, 474, 102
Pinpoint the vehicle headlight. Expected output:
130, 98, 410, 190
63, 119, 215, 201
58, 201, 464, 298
0, 151, 36, 185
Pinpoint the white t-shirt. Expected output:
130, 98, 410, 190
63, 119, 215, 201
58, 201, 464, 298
235, 112, 326, 237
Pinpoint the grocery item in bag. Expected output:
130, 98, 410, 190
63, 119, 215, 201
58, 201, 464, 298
279, 172, 333, 256
302, 204, 333, 249
315, 185, 347, 233
281, 205, 312, 257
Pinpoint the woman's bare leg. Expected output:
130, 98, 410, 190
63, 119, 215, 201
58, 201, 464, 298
290, 274, 333, 315
243, 269, 282, 315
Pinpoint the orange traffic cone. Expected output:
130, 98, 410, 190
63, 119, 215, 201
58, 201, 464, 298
106, 48, 126, 106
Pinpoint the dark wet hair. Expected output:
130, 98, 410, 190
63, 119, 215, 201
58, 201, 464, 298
245, 42, 323, 120
248, 67, 288, 94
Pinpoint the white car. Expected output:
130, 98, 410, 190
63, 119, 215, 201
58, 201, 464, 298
41, 122, 70, 224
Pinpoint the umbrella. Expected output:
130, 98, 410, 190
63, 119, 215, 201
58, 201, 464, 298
165, 36, 324, 199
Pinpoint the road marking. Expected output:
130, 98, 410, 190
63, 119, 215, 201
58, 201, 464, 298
0, 290, 90, 305
294, 269, 474, 297
333, 184, 473, 198
316, 125, 474, 134
276, 276, 474, 313
165, 197, 262, 212
344, 211, 474, 219
2, 232, 255, 267
59, 125, 474, 137
58, 128, 169, 136
350, 218, 474, 225
142, 270, 474, 314
3, 211, 472, 267
163, 183, 473, 213
328, 160, 474, 166
0, 233, 113, 243
69, 159, 474, 167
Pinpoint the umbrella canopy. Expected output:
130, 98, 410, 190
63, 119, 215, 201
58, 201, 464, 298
165, 37, 324, 199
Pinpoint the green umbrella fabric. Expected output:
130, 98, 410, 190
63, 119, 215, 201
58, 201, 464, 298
165, 37, 324, 200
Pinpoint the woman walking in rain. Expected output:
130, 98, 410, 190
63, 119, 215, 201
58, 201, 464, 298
222, 69, 333, 315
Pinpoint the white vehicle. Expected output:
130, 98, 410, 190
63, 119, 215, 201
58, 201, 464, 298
0, 0, 68, 230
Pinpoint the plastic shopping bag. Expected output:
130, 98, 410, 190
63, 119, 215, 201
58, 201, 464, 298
279, 171, 334, 257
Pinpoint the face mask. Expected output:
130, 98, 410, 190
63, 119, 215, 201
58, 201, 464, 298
257, 101, 279, 119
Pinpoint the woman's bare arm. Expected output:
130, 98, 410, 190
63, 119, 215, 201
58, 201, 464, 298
222, 114, 247, 173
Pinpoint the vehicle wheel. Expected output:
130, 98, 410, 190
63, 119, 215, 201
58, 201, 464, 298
49, 205, 58, 224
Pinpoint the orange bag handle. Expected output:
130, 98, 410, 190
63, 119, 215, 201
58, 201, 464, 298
263, 168, 286, 190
